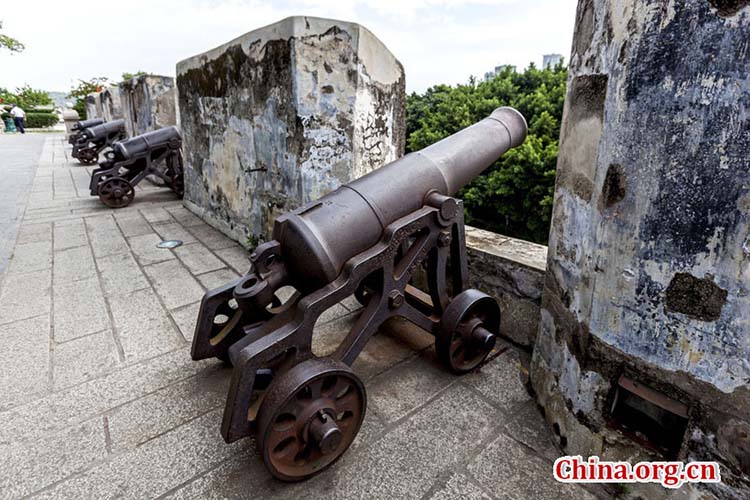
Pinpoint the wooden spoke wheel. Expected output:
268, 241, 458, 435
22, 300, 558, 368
256, 358, 366, 482
98, 177, 135, 208
435, 289, 500, 374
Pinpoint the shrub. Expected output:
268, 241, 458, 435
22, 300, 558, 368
3, 111, 59, 128
27, 112, 59, 128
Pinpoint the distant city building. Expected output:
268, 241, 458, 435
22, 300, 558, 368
543, 53, 563, 69
483, 64, 517, 81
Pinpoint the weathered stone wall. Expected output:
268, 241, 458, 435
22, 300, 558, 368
84, 93, 102, 120
100, 87, 123, 122
531, 1, 750, 498
176, 16, 406, 245
465, 226, 546, 347
119, 75, 177, 137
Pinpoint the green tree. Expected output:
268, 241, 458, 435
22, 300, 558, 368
67, 77, 109, 117
406, 62, 567, 244
121, 71, 147, 80
0, 21, 24, 53
0, 85, 52, 109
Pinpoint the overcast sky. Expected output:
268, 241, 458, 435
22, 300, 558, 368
0, 0, 578, 96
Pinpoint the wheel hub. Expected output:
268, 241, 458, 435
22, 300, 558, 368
435, 289, 501, 374
308, 411, 342, 455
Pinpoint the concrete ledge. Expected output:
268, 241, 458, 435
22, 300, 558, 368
465, 225, 547, 348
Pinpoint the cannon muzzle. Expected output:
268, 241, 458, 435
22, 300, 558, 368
113, 126, 182, 161
82, 119, 126, 141
72, 118, 105, 131
273, 106, 527, 290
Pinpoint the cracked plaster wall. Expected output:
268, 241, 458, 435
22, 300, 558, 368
531, 1, 750, 498
175, 16, 405, 245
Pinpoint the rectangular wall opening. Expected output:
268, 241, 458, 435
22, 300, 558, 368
609, 375, 689, 459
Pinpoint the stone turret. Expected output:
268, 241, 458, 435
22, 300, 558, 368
176, 16, 406, 246
531, 1, 750, 498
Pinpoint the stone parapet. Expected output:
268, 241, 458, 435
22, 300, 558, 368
119, 75, 177, 137
177, 16, 406, 245
531, 1, 750, 497
465, 226, 546, 347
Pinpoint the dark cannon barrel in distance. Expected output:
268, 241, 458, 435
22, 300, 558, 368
113, 126, 182, 160
273, 106, 528, 290
82, 119, 126, 140
73, 118, 105, 131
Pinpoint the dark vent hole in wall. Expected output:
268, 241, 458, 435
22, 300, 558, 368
609, 376, 689, 459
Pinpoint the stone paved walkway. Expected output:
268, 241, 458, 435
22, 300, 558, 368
0, 133, 46, 275
0, 136, 607, 500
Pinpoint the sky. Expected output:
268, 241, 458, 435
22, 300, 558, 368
0, 0, 578, 96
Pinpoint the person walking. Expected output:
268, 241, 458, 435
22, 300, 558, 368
10, 104, 25, 134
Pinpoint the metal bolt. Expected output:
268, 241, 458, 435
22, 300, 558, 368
437, 232, 452, 247
388, 290, 404, 309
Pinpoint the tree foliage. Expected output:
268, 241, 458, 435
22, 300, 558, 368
0, 85, 52, 109
122, 71, 147, 80
67, 77, 109, 117
406, 62, 567, 244
0, 21, 24, 53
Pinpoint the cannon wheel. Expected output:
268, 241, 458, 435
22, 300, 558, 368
171, 174, 184, 198
256, 358, 366, 482
435, 289, 500, 374
78, 149, 98, 165
98, 177, 135, 208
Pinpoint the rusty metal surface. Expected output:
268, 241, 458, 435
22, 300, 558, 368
256, 357, 366, 481
190, 107, 528, 481
89, 126, 184, 208
71, 119, 126, 165
617, 375, 690, 419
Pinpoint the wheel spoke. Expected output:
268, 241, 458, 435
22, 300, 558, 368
267, 425, 299, 456
335, 390, 360, 415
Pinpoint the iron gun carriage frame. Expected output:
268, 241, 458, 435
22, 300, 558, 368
89, 126, 184, 208
68, 118, 105, 146
191, 107, 528, 481
72, 119, 126, 166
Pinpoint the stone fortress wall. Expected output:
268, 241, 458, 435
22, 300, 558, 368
83, 9, 750, 497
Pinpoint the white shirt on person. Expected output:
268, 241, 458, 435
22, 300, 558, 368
10, 107, 25, 118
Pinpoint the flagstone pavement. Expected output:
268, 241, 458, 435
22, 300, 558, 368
0, 134, 607, 500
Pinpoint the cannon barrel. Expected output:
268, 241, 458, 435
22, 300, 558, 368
113, 126, 182, 160
272, 106, 527, 291
83, 119, 126, 140
73, 118, 105, 131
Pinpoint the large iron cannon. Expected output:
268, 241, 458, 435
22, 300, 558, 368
192, 107, 527, 481
67, 118, 105, 146
71, 119, 126, 165
89, 126, 184, 208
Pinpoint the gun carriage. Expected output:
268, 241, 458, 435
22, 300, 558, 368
191, 107, 528, 481
72, 119, 126, 165
67, 118, 105, 146
89, 126, 184, 208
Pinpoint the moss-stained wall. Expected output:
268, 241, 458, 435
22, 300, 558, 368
119, 75, 177, 137
531, 1, 750, 498
175, 16, 406, 245
84, 93, 102, 121
100, 87, 123, 122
